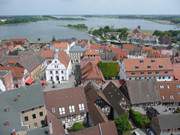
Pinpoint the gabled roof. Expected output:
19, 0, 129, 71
156, 80, 180, 103
44, 87, 88, 117
39, 49, 54, 59
81, 61, 105, 82
52, 41, 69, 50
69, 45, 86, 53
0, 83, 44, 135
126, 80, 161, 105
123, 58, 173, 72
0, 50, 45, 72
0, 65, 24, 79
58, 51, 70, 68
153, 113, 180, 130
70, 121, 118, 135
39, 49, 70, 68
103, 82, 127, 115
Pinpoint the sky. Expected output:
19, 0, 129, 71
0, 0, 180, 15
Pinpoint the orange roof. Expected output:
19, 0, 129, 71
157, 81, 180, 102
39, 49, 54, 59
58, 51, 70, 68
81, 61, 105, 82
142, 46, 154, 51
123, 58, 173, 72
39, 49, 70, 68
25, 76, 34, 85
110, 47, 128, 60
173, 64, 180, 80
0, 66, 24, 79
123, 43, 136, 51
84, 49, 99, 57
52, 41, 69, 50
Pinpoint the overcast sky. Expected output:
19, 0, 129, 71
0, 0, 180, 15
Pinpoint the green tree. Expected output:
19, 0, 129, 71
70, 122, 84, 132
129, 109, 150, 128
115, 113, 131, 134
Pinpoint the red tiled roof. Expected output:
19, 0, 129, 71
39, 49, 70, 68
84, 49, 99, 57
123, 58, 173, 72
70, 121, 118, 135
0, 66, 24, 79
44, 87, 88, 117
58, 51, 70, 68
173, 64, 180, 80
81, 61, 105, 82
123, 43, 136, 51
110, 47, 128, 60
52, 41, 69, 50
25, 76, 34, 85
157, 81, 180, 103
39, 49, 54, 59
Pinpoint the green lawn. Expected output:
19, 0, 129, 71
98, 61, 120, 79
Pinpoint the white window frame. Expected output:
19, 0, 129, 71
78, 103, 85, 111
59, 107, 65, 115
69, 105, 75, 113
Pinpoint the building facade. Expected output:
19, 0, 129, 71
69, 45, 86, 64
120, 58, 174, 81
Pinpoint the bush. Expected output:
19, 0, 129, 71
70, 122, 84, 132
98, 61, 120, 79
129, 109, 150, 128
115, 113, 131, 134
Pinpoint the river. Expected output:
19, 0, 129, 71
0, 17, 179, 42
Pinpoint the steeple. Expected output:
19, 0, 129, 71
54, 48, 59, 60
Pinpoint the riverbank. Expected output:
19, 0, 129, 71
0, 16, 56, 25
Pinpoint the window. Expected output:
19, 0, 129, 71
160, 85, 164, 89
140, 72, 144, 74
79, 104, 85, 111
156, 71, 159, 74
59, 107, 65, 115
147, 65, 151, 69
24, 116, 29, 121
61, 71, 64, 74
151, 59, 155, 62
170, 95, 174, 100
62, 76, 64, 80
34, 122, 38, 127
56, 71, 58, 74
69, 105, 75, 113
56, 76, 59, 81
131, 72, 135, 75
50, 76, 53, 81
148, 72, 152, 74
50, 71, 53, 74
159, 65, 163, 68
39, 112, 43, 116
32, 114, 36, 119
176, 85, 180, 89
139, 60, 144, 63
135, 66, 139, 69
164, 71, 168, 74
52, 108, 55, 113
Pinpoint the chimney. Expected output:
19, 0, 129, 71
49, 121, 53, 135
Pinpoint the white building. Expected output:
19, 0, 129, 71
45, 50, 72, 84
